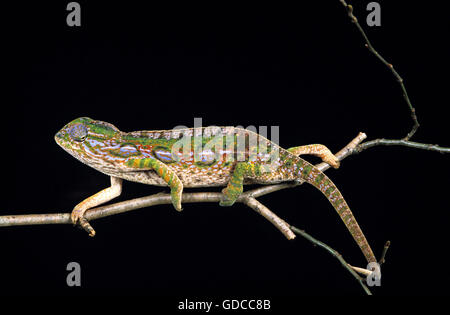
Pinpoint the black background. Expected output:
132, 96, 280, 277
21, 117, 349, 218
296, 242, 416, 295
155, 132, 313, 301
4, 0, 450, 300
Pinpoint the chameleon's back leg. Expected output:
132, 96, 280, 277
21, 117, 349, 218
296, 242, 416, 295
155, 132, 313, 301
220, 162, 261, 207
287, 144, 340, 169
71, 176, 123, 236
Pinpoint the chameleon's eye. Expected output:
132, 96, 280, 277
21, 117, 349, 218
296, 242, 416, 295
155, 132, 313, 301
69, 123, 88, 142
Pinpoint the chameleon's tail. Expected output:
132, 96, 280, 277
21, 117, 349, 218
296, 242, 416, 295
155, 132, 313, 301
293, 156, 377, 263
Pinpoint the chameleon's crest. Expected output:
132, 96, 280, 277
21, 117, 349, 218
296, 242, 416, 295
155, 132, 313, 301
88, 120, 120, 137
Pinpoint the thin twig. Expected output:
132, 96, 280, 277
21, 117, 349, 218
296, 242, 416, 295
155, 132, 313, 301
355, 138, 450, 154
338, 1, 449, 154
290, 225, 372, 295
339, 0, 419, 140
348, 264, 371, 277
241, 196, 296, 240
379, 240, 391, 265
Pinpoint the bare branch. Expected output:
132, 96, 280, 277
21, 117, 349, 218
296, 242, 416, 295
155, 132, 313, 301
379, 240, 391, 266
339, 0, 419, 140
337, 1, 449, 155
348, 264, 372, 277
290, 225, 372, 295
241, 196, 296, 240
355, 138, 450, 154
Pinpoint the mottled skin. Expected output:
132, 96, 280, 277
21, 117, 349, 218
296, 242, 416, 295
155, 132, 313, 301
55, 117, 377, 263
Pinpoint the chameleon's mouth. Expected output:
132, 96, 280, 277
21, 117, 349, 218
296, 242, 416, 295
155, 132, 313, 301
54, 131, 69, 149
54, 131, 63, 144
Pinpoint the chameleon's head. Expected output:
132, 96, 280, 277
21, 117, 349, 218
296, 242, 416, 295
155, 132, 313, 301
55, 117, 120, 162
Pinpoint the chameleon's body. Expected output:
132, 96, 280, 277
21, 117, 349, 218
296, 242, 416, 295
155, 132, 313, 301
55, 117, 376, 263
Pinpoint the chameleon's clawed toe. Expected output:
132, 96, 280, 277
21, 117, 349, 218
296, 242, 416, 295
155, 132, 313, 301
219, 199, 234, 207
171, 200, 183, 212
220, 181, 243, 207
78, 217, 96, 237
71, 209, 96, 236
219, 192, 236, 207
170, 188, 183, 212
71, 212, 81, 226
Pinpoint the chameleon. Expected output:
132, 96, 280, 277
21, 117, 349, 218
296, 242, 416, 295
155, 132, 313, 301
55, 117, 377, 264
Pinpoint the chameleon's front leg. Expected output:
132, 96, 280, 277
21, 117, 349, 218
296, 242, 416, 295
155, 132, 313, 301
72, 176, 123, 236
287, 144, 340, 169
220, 162, 261, 207
126, 158, 183, 211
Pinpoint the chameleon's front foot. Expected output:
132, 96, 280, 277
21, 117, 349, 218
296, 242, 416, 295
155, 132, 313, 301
71, 207, 96, 237
171, 187, 183, 211
69, 176, 122, 237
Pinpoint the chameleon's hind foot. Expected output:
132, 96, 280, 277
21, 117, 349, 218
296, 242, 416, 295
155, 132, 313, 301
322, 154, 340, 169
220, 162, 256, 206
219, 186, 242, 207
219, 196, 235, 207
288, 144, 340, 169
126, 158, 184, 211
